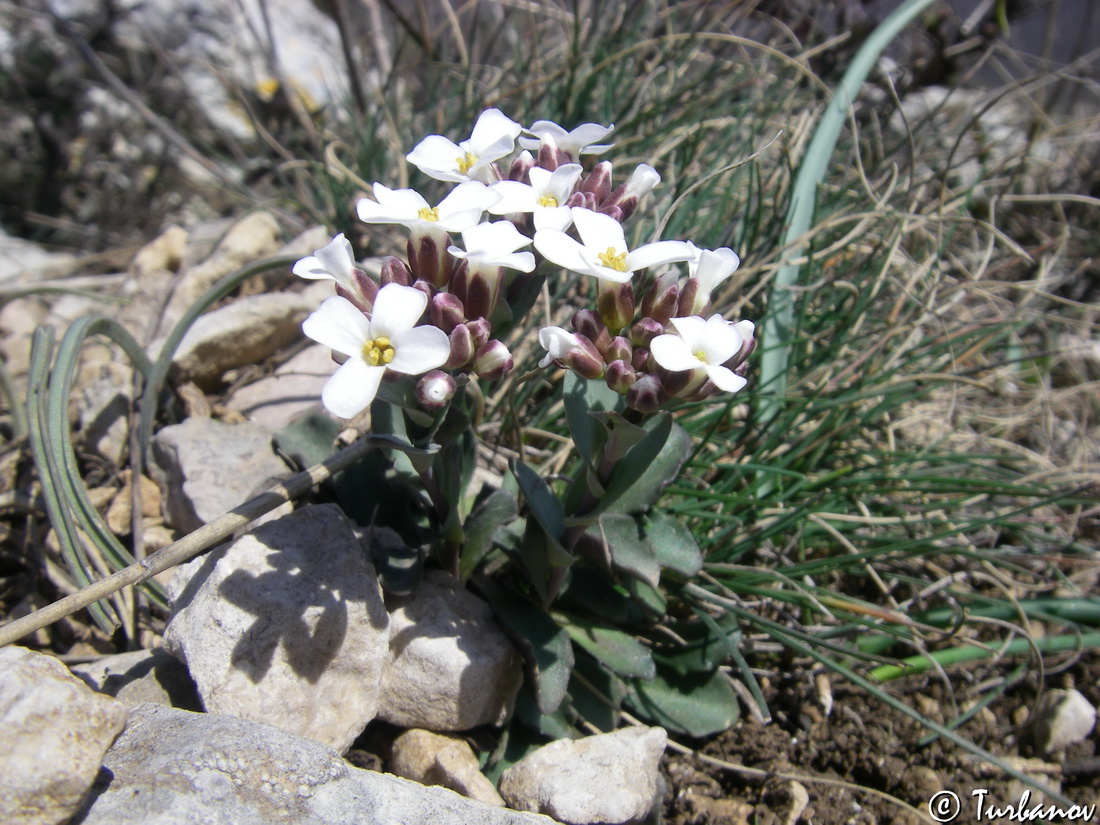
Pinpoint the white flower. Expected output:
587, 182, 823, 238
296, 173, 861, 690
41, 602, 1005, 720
518, 119, 615, 156
650, 314, 749, 393
302, 284, 451, 419
406, 108, 522, 183
537, 326, 584, 368
356, 181, 499, 235
686, 243, 741, 314
534, 207, 694, 284
447, 221, 536, 275
488, 164, 583, 231
292, 233, 359, 290
620, 163, 661, 201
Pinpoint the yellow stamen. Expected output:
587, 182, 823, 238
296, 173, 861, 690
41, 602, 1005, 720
597, 247, 628, 272
362, 336, 396, 367
455, 152, 478, 175
693, 350, 707, 362
537, 195, 559, 208
417, 206, 440, 222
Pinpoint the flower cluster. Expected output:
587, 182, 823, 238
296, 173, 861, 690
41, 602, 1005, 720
295, 109, 754, 419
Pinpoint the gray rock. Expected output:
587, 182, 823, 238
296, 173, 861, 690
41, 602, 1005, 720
379, 570, 523, 731
391, 728, 506, 807
163, 505, 390, 753
500, 726, 667, 824
0, 646, 128, 825
71, 647, 201, 711
151, 416, 290, 533
226, 343, 338, 431
78, 703, 555, 825
1032, 688, 1097, 755
169, 289, 328, 390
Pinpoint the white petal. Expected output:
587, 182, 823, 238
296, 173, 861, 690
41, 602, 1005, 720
388, 325, 452, 374
734, 319, 755, 341
651, 334, 703, 372
534, 229, 596, 275
461, 220, 532, 255
698, 314, 743, 365
486, 181, 538, 215
357, 184, 428, 223
439, 180, 500, 217
570, 207, 626, 253
539, 326, 580, 361
322, 358, 385, 419
626, 240, 695, 272
406, 134, 467, 182
468, 109, 522, 152
302, 296, 370, 358
564, 122, 615, 153
693, 247, 740, 293
704, 364, 748, 393
369, 283, 428, 339
547, 163, 584, 198
292, 234, 356, 285
624, 164, 661, 199
532, 205, 574, 232
668, 316, 708, 351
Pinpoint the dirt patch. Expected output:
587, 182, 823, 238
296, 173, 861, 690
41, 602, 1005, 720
663, 658, 1100, 825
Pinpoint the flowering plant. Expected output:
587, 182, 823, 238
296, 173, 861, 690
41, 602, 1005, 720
294, 108, 755, 735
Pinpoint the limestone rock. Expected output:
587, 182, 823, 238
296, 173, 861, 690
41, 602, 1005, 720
1032, 689, 1097, 755
391, 728, 505, 807
379, 570, 523, 731
77, 703, 554, 825
500, 726, 668, 824
163, 505, 390, 752
71, 647, 201, 711
151, 416, 290, 533
0, 646, 128, 825
226, 343, 338, 431
169, 287, 329, 390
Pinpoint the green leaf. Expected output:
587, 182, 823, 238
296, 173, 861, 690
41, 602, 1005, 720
651, 614, 741, 676
563, 372, 620, 468
475, 577, 575, 715
593, 513, 660, 587
644, 511, 703, 577
556, 610, 656, 679
605, 420, 692, 516
518, 518, 569, 603
559, 566, 649, 628
625, 577, 667, 619
274, 413, 341, 470
586, 414, 680, 518
569, 652, 628, 732
511, 459, 565, 543
627, 667, 740, 737
459, 489, 519, 581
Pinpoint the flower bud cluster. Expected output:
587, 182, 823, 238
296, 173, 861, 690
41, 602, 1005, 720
293, 108, 755, 420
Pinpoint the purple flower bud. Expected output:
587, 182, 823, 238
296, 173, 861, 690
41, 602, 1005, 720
539, 328, 605, 379
605, 360, 637, 393
451, 263, 502, 322
466, 317, 491, 349
604, 164, 660, 222
581, 161, 612, 203
599, 204, 625, 222
680, 378, 717, 403
597, 281, 634, 334
508, 150, 535, 182
565, 191, 587, 209
567, 334, 605, 379
430, 292, 466, 333
536, 134, 569, 171
410, 279, 434, 308
604, 336, 632, 365
653, 362, 696, 398
446, 324, 475, 369
380, 256, 411, 287
416, 370, 457, 409
640, 270, 680, 326
407, 231, 451, 288
677, 277, 701, 317
725, 320, 756, 374
473, 339, 514, 381
631, 318, 663, 348
631, 346, 651, 372
626, 373, 663, 414
571, 309, 610, 355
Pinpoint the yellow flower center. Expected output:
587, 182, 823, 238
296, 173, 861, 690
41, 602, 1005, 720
362, 336, 396, 367
693, 350, 708, 363
597, 247, 628, 272
417, 206, 440, 222
455, 152, 478, 175
537, 195, 559, 208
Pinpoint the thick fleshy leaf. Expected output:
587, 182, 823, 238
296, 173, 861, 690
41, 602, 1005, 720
562, 371, 619, 467
650, 334, 702, 372
606, 420, 692, 515
594, 512, 660, 587
511, 459, 566, 545
321, 357, 384, 419
556, 610, 656, 679
593, 414, 674, 516
627, 667, 740, 737
644, 511, 703, 577
388, 324, 451, 375
302, 295, 369, 358
369, 283, 428, 338
459, 489, 519, 581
